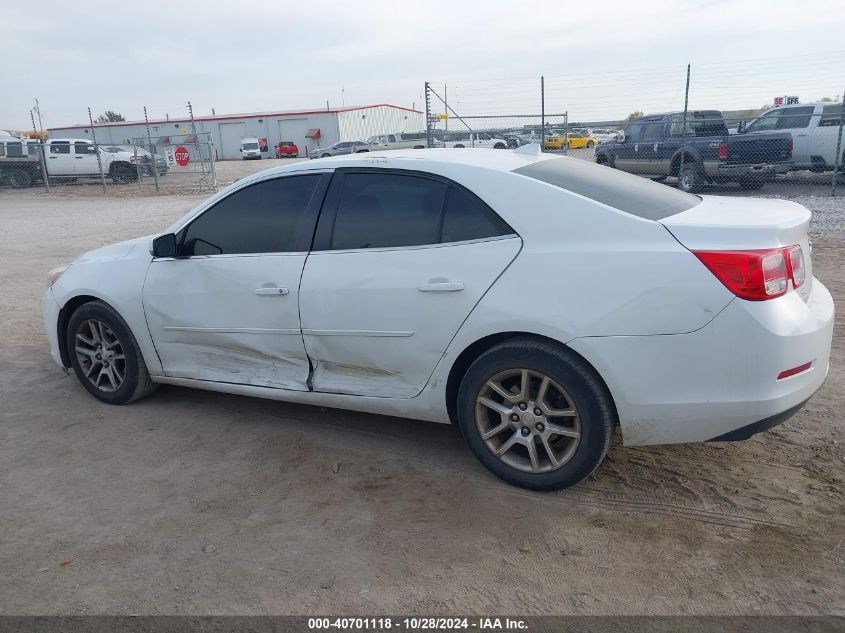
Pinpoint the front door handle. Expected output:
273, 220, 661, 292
418, 281, 464, 292
255, 286, 289, 296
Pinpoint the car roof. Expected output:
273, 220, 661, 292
257, 148, 556, 179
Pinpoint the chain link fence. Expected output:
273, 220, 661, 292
423, 57, 844, 196
2, 101, 217, 195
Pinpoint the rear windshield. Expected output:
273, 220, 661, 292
512, 157, 700, 220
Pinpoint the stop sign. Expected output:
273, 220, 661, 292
174, 146, 190, 166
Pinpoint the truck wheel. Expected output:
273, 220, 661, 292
596, 154, 611, 168
111, 164, 136, 185
738, 178, 764, 191
9, 169, 32, 189
454, 144, 465, 148
494, 143, 507, 149
677, 163, 702, 193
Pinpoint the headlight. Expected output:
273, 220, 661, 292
47, 265, 68, 287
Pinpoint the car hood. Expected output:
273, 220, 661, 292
73, 235, 153, 264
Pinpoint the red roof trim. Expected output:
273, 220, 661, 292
47, 103, 422, 131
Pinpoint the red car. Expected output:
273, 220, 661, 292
275, 141, 299, 158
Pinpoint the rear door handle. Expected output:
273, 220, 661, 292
418, 281, 464, 292
255, 286, 289, 296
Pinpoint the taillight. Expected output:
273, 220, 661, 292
693, 245, 805, 301
786, 245, 805, 287
718, 141, 728, 161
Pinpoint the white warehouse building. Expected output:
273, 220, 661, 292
47, 104, 424, 160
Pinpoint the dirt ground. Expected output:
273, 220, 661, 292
0, 174, 843, 615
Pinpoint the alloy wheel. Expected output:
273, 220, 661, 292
475, 368, 581, 473
74, 319, 126, 393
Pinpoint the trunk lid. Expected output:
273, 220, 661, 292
661, 195, 813, 301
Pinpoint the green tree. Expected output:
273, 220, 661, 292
96, 110, 125, 123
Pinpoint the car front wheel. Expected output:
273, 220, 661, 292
457, 338, 614, 490
66, 300, 158, 405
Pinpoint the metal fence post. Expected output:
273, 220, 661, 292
88, 107, 107, 193
424, 82, 432, 148
563, 112, 568, 156
541, 76, 545, 150
208, 133, 217, 190
831, 90, 844, 197
144, 106, 160, 192
31, 109, 49, 192
681, 64, 690, 185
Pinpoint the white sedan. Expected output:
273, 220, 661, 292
42, 146, 834, 490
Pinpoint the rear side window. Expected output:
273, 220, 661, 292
776, 106, 815, 129
330, 173, 445, 249
441, 187, 507, 243
513, 157, 700, 220
328, 172, 513, 250
50, 142, 70, 154
180, 175, 321, 256
820, 106, 843, 127
6, 142, 23, 157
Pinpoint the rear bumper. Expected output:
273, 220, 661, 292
711, 162, 791, 178
569, 278, 834, 446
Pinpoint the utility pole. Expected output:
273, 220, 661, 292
88, 107, 107, 193
31, 109, 49, 192
33, 98, 44, 133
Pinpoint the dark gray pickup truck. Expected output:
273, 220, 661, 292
594, 110, 793, 192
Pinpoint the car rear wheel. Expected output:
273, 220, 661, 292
66, 300, 158, 405
677, 162, 702, 193
587, 141, 595, 148
457, 338, 614, 490
9, 169, 31, 189
494, 143, 506, 149
321, 153, 331, 158
454, 144, 465, 148
111, 164, 136, 185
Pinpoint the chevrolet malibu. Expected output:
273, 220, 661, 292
42, 147, 834, 490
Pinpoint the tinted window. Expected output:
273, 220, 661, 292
623, 123, 643, 141
820, 105, 843, 127
776, 106, 814, 129
331, 173, 446, 249
74, 142, 94, 154
50, 142, 70, 154
513, 157, 699, 221
181, 175, 321, 256
441, 187, 509, 243
641, 122, 664, 141
28, 143, 41, 156
0, 144, 4, 157
6, 142, 22, 157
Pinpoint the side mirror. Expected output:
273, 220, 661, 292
152, 233, 177, 258
616, 131, 626, 143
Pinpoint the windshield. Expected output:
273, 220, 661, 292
243, 143, 259, 150
513, 157, 699, 220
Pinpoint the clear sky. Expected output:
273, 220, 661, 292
3, 0, 844, 130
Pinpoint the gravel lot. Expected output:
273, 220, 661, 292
0, 164, 843, 615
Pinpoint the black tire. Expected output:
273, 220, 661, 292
110, 164, 136, 185
651, 176, 667, 183
321, 153, 331, 158
677, 162, 702, 193
66, 300, 158, 405
456, 338, 614, 491
413, 145, 425, 149
454, 144, 465, 149
494, 143, 507, 149
595, 154, 611, 167
9, 169, 31, 189
738, 178, 764, 190
587, 140, 595, 148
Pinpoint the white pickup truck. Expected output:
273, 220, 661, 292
1, 137, 151, 188
435, 131, 508, 149
365, 131, 428, 151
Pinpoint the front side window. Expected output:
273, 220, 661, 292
180, 175, 321, 256
623, 123, 643, 141
50, 142, 70, 154
641, 122, 664, 142
387, 135, 397, 142
820, 105, 843, 127
74, 142, 94, 154
328, 172, 511, 250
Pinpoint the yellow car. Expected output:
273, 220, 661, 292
543, 132, 599, 150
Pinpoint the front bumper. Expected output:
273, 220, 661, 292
569, 278, 834, 446
42, 287, 64, 368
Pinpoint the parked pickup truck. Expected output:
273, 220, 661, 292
435, 131, 509, 149
595, 110, 793, 192
1, 137, 162, 188
365, 131, 428, 151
